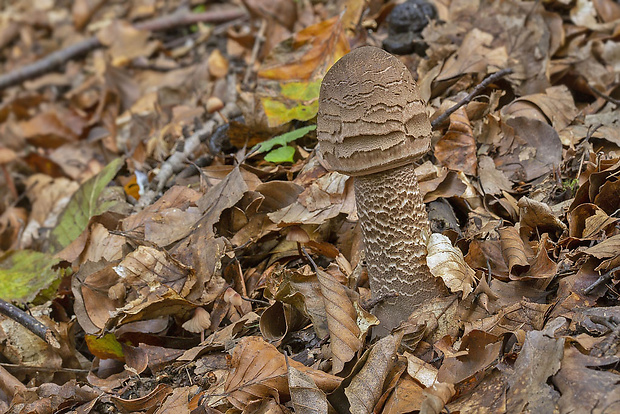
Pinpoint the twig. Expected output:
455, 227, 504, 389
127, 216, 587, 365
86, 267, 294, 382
137, 101, 240, 207
584, 266, 619, 294
0, 299, 60, 348
243, 19, 267, 87
0, 362, 89, 373
576, 124, 602, 180
589, 84, 620, 106
360, 292, 399, 311
300, 245, 320, 273
241, 296, 271, 306
431, 68, 513, 129
0, 8, 247, 91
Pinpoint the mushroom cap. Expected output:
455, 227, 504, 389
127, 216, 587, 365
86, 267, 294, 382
182, 307, 211, 333
317, 46, 431, 176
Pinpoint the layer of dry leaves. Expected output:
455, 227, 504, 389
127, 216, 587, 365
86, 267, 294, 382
0, 0, 619, 412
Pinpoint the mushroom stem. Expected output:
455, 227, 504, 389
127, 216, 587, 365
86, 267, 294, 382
355, 163, 446, 336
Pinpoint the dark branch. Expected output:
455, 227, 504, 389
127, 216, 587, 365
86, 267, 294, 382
0, 299, 60, 348
431, 68, 514, 129
589, 84, 620, 106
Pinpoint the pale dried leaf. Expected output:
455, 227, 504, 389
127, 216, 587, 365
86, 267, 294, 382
436, 29, 507, 81
345, 332, 402, 414
518, 197, 567, 239
427, 233, 476, 299
478, 155, 512, 195
420, 383, 456, 414
114, 245, 196, 298
97, 21, 159, 66
405, 352, 439, 388
287, 363, 329, 414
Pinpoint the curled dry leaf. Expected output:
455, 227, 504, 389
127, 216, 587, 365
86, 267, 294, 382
434, 107, 477, 175
568, 203, 618, 239
437, 331, 503, 385
498, 225, 530, 276
405, 352, 439, 388
555, 342, 620, 413
513, 233, 557, 283
435, 29, 508, 82
268, 168, 357, 226
259, 301, 308, 342
420, 383, 456, 414
518, 197, 567, 239
97, 21, 159, 66
287, 363, 329, 414
224, 336, 341, 409
274, 266, 329, 338
315, 266, 362, 374
502, 85, 579, 131
114, 245, 196, 298
72, 261, 124, 334
345, 332, 403, 414
427, 233, 476, 299
495, 117, 562, 183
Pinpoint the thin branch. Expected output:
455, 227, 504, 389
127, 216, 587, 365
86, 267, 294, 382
0, 299, 60, 348
241, 296, 271, 306
0, 8, 247, 91
431, 68, 514, 129
584, 266, 619, 295
588, 84, 620, 106
360, 292, 399, 311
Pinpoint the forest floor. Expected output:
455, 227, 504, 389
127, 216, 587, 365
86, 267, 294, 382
0, 0, 619, 412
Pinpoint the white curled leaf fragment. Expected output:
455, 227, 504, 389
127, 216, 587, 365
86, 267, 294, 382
426, 233, 476, 299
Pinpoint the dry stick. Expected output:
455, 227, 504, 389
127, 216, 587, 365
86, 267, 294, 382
584, 265, 620, 295
0, 299, 60, 348
431, 68, 514, 129
243, 18, 267, 87
0, 8, 247, 91
589, 84, 620, 106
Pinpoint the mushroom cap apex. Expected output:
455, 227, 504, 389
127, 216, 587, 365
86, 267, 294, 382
317, 46, 431, 176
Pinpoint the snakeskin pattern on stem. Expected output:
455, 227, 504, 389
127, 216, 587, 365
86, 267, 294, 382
355, 162, 446, 336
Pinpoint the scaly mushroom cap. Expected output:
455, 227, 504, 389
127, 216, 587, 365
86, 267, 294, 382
317, 46, 431, 176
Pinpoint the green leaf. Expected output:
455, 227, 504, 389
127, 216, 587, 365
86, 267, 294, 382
279, 80, 321, 100
49, 158, 124, 253
257, 125, 316, 154
85, 333, 125, 361
262, 97, 319, 127
265, 146, 296, 163
260, 79, 322, 127
0, 250, 61, 302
